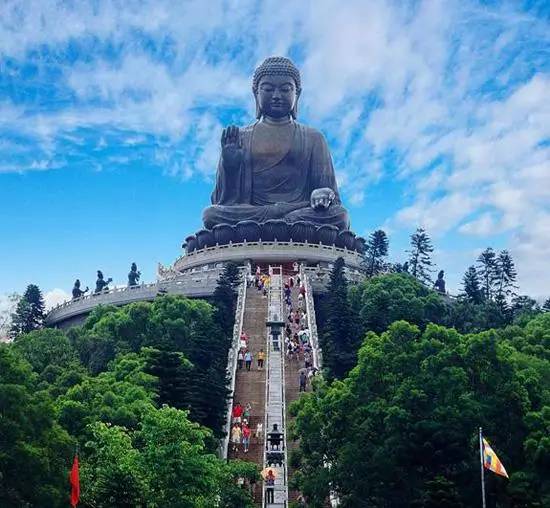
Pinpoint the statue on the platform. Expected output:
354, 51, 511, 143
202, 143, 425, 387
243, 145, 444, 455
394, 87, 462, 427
202, 56, 350, 231
434, 270, 446, 293
128, 262, 141, 286
72, 279, 89, 299
95, 270, 112, 294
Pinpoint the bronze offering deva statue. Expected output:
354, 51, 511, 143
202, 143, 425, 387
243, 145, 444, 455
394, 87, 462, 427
128, 262, 141, 287
202, 56, 350, 232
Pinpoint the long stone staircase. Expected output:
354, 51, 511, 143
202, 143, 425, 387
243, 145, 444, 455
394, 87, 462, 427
228, 288, 268, 501
225, 265, 323, 507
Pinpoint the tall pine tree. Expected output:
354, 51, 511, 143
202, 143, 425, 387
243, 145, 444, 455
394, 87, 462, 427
364, 229, 389, 277
10, 284, 45, 338
321, 257, 361, 379
477, 248, 498, 301
495, 250, 518, 309
407, 228, 434, 285
543, 298, 550, 312
212, 262, 241, 338
462, 266, 484, 304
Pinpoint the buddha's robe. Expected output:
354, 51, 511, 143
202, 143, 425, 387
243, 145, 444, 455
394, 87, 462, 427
202, 120, 350, 230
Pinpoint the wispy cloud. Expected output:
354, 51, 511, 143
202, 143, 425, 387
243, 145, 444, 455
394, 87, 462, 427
0, 0, 549, 296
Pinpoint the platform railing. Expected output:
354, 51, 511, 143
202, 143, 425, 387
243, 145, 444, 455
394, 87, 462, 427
45, 267, 227, 325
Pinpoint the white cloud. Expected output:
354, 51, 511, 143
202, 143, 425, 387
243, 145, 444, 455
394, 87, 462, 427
44, 288, 71, 311
0, 0, 548, 296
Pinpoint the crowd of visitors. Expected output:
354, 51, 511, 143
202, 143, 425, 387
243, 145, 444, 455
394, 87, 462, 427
246, 265, 272, 297
283, 276, 318, 392
230, 401, 259, 453
237, 330, 266, 371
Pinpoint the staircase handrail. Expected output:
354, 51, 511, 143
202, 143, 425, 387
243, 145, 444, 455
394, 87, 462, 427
220, 271, 247, 459
300, 267, 322, 369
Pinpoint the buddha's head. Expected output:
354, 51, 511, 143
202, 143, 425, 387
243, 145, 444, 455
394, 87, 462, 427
252, 56, 301, 120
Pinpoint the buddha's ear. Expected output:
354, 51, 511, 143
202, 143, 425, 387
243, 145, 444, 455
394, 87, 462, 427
291, 91, 300, 119
255, 94, 261, 119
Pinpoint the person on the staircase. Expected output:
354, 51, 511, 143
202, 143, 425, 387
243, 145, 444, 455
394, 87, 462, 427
268, 424, 283, 450
242, 422, 251, 453
232, 403, 243, 424
265, 470, 275, 504
245, 349, 253, 371
257, 349, 265, 369
237, 349, 244, 370
299, 370, 308, 392
231, 423, 242, 453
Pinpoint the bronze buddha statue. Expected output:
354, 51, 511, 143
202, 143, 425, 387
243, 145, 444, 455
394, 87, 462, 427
202, 57, 350, 231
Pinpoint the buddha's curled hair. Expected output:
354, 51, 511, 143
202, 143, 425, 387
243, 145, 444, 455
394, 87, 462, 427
253, 57, 301, 119
252, 56, 302, 94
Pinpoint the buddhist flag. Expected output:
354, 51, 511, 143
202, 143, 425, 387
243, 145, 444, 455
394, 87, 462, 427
69, 454, 80, 507
482, 438, 509, 478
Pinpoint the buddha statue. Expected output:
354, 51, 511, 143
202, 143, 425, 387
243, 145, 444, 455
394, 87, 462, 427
202, 57, 350, 231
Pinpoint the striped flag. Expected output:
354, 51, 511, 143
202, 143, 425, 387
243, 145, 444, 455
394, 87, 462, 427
482, 438, 509, 478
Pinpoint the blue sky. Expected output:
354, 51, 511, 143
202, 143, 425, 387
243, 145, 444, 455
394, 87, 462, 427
0, 0, 549, 312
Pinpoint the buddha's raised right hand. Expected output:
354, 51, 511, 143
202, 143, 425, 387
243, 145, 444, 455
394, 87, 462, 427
221, 125, 243, 170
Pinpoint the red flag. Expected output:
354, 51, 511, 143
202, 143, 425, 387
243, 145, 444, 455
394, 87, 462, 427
69, 455, 80, 507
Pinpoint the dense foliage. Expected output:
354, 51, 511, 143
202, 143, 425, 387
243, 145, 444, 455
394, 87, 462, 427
0, 291, 257, 507
291, 314, 550, 507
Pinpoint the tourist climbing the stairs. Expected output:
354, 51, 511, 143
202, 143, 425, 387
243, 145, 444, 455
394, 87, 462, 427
237, 349, 245, 369
242, 421, 251, 453
245, 349, 253, 371
232, 402, 243, 424
257, 348, 265, 369
231, 423, 242, 453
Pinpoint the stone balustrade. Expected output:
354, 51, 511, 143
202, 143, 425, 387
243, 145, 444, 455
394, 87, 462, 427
45, 268, 225, 327
173, 240, 365, 273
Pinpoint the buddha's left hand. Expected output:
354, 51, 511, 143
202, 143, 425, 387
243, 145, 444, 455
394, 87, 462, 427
310, 188, 335, 210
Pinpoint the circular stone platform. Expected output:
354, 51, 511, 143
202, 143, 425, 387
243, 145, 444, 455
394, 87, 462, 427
170, 240, 364, 274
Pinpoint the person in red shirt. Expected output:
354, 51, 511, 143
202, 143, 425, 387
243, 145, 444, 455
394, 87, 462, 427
232, 402, 243, 424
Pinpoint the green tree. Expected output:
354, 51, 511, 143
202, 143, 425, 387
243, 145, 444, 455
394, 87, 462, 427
511, 295, 540, 324
291, 316, 550, 507
364, 229, 389, 277
407, 227, 434, 284
79, 422, 149, 507
353, 273, 448, 335
462, 265, 484, 304
56, 352, 157, 439
494, 250, 518, 313
477, 248, 498, 301
0, 346, 73, 507
320, 257, 361, 379
144, 348, 192, 411
13, 328, 77, 374
212, 262, 241, 338
543, 298, 550, 313
10, 284, 45, 338
80, 406, 256, 507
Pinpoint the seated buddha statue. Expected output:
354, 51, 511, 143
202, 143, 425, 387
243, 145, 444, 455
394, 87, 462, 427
202, 56, 350, 231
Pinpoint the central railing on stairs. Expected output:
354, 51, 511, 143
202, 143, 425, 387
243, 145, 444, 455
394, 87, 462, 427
263, 266, 288, 507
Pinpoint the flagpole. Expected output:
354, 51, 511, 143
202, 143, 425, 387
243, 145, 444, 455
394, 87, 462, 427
479, 427, 486, 508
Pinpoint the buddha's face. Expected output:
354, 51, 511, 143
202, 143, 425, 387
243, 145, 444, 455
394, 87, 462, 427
256, 74, 298, 119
